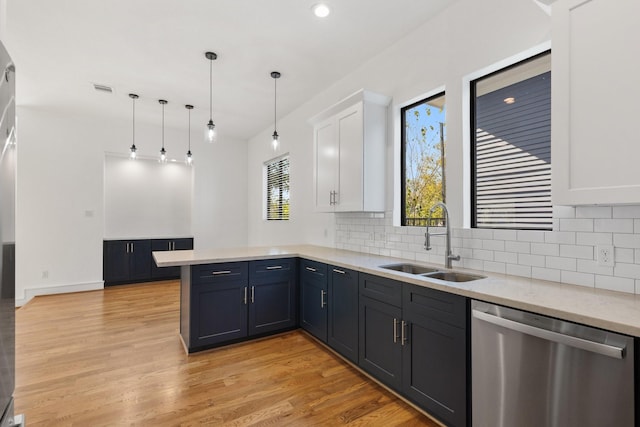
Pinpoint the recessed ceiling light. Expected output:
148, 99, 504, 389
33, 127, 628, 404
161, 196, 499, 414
312, 3, 331, 18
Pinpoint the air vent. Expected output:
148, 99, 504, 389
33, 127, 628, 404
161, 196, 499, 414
92, 83, 113, 94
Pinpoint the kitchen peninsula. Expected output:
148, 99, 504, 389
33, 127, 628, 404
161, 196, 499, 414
154, 244, 640, 348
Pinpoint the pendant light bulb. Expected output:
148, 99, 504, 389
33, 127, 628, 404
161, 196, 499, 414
129, 93, 139, 160
186, 104, 194, 165
205, 52, 218, 143
270, 71, 281, 151
159, 99, 168, 163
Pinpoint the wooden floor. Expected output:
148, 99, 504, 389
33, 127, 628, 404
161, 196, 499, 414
15, 281, 437, 426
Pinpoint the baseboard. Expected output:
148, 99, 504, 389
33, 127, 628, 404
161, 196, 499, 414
16, 281, 104, 307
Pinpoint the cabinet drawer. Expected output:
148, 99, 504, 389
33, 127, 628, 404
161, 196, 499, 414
192, 262, 248, 285
300, 258, 327, 278
249, 258, 296, 280
359, 273, 402, 308
403, 284, 467, 328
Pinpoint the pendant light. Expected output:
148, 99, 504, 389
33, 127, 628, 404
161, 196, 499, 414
185, 104, 194, 165
204, 51, 218, 143
270, 71, 281, 150
159, 99, 168, 163
129, 93, 139, 159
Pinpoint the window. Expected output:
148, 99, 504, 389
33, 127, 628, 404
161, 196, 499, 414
265, 155, 290, 220
401, 92, 446, 226
471, 51, 551, 230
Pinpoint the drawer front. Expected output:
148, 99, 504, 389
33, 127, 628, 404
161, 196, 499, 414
359, 273, 402, 307
192, 261, 248, 285
403, 283, 467, 328
300, 258, 328, 278
249, 258, 296, 284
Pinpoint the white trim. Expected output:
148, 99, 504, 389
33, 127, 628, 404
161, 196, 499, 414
16, 280, 104, 307
393, 86, 446, 227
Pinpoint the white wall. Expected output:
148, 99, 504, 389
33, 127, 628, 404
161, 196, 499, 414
15, 106, 247, 305
247, 0, 551, 245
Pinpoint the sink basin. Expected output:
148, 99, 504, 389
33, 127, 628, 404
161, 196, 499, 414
421, 271, 486, 282
380, 263, 440, 275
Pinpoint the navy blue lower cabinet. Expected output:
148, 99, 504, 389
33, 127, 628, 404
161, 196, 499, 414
327, 265, 358, 363
103, 239, 152, 285
248, 258, 297, 336
299, 259, 328, 342
151, 238, 193, 279
402, 284, 468, 427
358, 273, 405, 390
190, 262, 249, 349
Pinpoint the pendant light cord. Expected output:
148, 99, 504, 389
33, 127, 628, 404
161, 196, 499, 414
274, 76, 277, 131
188, 107, 191, 151
162, 102, 165, 149
209, 58, 213, 121
132, 96, 135, 144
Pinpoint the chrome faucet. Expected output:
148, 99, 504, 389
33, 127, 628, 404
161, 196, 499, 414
424, 202, 460, 269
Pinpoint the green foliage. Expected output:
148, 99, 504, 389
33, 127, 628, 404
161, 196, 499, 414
404, 99, 445, 224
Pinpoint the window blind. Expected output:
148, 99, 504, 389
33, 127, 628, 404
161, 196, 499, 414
473, 69, 552, 230
266, 155, 290, 220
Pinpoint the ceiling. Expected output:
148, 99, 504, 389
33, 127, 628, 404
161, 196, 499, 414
4, 0, 454, 140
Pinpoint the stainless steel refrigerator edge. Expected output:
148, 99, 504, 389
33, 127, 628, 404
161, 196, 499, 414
472, 299, 635, 427
0, 40, 18, 427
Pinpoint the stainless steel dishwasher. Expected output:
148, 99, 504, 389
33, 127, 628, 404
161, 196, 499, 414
471, 300, 635, 427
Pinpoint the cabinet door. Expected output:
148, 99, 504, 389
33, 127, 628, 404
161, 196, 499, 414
103, 240, 129, 284
327, 266, 358, 363
248, 259, 297, 336
173, 238, 193, 250
128, 239, 151, 281
335, 103, 364, 212
552, 0, 640, 204
190, 262, 248, 348
402, 284, 468, 427
151, 239, 177, 279
300, 259, 328, 342
314, 118, 337, 211
359, 294, 403, 390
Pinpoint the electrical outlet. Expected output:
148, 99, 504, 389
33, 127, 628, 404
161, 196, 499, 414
597, 245, 615, 267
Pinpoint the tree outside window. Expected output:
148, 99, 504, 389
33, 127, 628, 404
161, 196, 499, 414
402, 93, 446, 226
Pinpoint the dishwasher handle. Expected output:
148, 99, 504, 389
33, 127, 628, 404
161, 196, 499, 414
472, 309, 625, 360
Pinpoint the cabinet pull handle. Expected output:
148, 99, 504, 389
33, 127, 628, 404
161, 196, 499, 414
333, 268, 346, 275
401, 321, 407, 346
329, 191, 333, 205
320, 289, 326, 308
212, 270, 231, 275
172, 242, 176, 250
243, 287, 248, 305
305, 266, 317, 272
130, 243, 134, 253
251, 286, 255, 304
393, 318, 399, 343
125, 243, 129, 253
266, 265, 282, 270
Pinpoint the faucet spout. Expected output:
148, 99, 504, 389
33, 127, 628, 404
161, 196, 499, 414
424, 202, 459, 269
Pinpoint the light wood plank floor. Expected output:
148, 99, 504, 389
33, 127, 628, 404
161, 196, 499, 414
15, 281, 437, 426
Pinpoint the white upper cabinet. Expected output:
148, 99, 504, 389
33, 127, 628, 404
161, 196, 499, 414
552, 0, 640, 205
310, 90, 390, 212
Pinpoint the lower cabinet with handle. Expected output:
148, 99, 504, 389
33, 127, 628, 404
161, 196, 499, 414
185, 258, 297, 352
358, 273, 468, 427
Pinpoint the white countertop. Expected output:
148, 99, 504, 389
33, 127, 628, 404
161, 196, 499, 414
154, 244, 640, 337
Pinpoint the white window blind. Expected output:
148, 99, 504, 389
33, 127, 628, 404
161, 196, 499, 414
472, 52, 552, 230
266, 155, 290, 220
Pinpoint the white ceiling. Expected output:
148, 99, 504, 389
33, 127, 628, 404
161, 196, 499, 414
4, 0, 454, 140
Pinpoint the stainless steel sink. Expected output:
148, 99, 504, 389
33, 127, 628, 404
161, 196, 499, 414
380, 263, 440, 275
421, 271, 486, 282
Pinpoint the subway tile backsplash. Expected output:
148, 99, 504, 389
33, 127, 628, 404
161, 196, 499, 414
334, 206, 640, 295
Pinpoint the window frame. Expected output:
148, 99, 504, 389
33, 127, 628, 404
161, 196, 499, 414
470, 49, 552, 231
264, 153, 290, 221
400, 91, 446, 227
